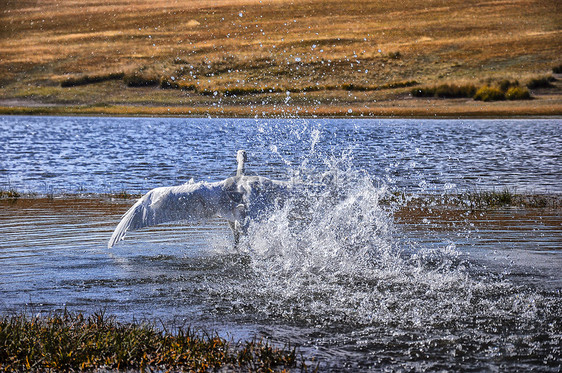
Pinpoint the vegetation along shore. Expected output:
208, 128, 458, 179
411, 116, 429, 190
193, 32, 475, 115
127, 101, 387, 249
1, 0, 561, 117
0, 311, 311, 372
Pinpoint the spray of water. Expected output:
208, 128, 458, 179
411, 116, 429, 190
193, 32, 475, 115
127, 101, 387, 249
205, 125, 556, 341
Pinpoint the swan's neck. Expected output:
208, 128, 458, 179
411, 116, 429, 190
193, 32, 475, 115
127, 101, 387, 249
236, 150, 247, 176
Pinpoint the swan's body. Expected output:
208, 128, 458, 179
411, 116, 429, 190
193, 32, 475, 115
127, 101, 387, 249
108, 151, 291, 248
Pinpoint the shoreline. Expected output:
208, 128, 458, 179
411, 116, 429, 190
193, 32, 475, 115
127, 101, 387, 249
2, 102, 562, 119
2, 191, 560, 210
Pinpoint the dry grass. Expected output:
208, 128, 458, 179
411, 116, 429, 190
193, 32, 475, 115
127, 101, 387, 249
0, 0, 560, 115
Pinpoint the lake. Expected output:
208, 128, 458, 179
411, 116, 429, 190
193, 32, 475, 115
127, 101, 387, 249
1, 116, 561, 194
0, 116, 561, 371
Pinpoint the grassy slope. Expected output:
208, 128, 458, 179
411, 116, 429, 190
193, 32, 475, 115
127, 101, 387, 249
0, 0, 561, 117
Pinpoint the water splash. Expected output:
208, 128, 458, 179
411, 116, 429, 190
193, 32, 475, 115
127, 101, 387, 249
204, 127, 557, 347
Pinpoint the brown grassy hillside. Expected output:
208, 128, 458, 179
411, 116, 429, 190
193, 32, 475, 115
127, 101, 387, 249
0, 0, 560, 116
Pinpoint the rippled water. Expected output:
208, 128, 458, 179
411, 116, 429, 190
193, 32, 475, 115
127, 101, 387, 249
0, 116, 561, 371
1, 116, 561, 194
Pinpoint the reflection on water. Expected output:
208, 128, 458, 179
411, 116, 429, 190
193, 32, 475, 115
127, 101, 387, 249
0, 117, 561, 371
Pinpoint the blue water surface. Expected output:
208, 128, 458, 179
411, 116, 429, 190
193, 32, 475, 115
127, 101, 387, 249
1, 116, 560, 194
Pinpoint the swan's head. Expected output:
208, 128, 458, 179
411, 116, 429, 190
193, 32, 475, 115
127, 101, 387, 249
237, 150, 247, 164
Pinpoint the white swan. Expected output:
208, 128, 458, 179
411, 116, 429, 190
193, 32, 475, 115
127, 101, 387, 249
108, 151, 291, 248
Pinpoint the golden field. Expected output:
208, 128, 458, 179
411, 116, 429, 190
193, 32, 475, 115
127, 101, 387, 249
0, 0, 561, 117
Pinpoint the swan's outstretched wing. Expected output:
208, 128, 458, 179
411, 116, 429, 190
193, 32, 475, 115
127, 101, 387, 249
108, 181, 228, 248
108, 175, 293, 248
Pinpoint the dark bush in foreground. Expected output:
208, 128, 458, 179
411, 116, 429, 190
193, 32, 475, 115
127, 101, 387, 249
474, 86, 505, 101
553, 64, 562, 74
0, 311, 309, 372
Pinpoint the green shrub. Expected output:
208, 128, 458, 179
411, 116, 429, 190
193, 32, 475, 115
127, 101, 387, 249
473, 86, 505, 101
505, 86, 531, 100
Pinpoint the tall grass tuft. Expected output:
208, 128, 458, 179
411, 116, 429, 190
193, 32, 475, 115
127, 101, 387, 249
463, 188, 514, 208
0, 311, 310, 372
109, 190, 142, 199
